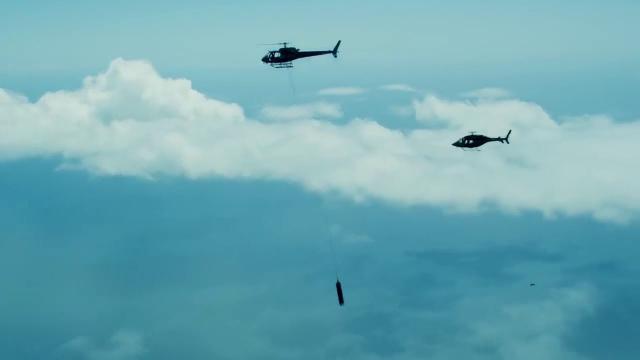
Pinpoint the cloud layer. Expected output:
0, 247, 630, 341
461, 87, 512, 99
317, 86, 367, 96
63, 330, 146, 360
260, 102, 342, 121
1, 59, 638, 222
379, 84, 418, 93
1, 158, 636, 360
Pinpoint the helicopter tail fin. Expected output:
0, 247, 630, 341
503, 129, 512, 144
332, 40, 341, 58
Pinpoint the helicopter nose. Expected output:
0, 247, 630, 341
261, 56, 268, 63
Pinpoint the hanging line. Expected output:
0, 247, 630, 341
287, 66, 297, 98
322, 201, 342, 280
323, 202, 346, 307
327, 223, 340, 280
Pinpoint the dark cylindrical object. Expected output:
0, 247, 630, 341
336, 280, 345, 306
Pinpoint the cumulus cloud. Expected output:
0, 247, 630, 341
389, 105, 415, 117
260, 102, 342, 122
62, 330, 146, 360
461, 87, 512, 99
465, 285, 595, 360
329, 224, 373, 244
379, 83, 418, 93
317, 86, 366, 96
1, 59, 639, 222
413, 93, 554, 132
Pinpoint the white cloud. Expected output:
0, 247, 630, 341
379, 84, 418, 93
63, 330, 146, 360
329, 224, 373, 244
461, 87, 512, 99
389, 105, 414, 117
1, 59, 639, 222
413, 93, 554, 132
317, 86, 366, 96
464, 285, 595, 360
260, 102, 342, 121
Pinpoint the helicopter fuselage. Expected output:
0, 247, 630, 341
452, 135, 500, 148
262, 49, 333, 64
452, 130, 511, 148
261, 41, 341, 68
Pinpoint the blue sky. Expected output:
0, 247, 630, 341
2, 0, 639, 118
1, 1, 640, 359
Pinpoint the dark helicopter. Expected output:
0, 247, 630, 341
261, 40, 341, 68
452, 130, 511, 148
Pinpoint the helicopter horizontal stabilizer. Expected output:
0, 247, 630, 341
332, 40, 341, 58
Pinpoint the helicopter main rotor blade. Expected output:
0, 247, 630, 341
257, 42, 291, 46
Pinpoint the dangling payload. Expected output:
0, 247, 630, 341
336, 279, 345, 306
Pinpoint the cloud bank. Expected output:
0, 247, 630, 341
461, 87, 512, 99
260, 102, 342, 122
63, 330, 146, 360
465, 285, 595, 360
317, 86, 367, 96
379, 83, 418, 93
1, 59, 639, 222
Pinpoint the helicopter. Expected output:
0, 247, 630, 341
261, 40, 341, 68
452, 130, 511, 148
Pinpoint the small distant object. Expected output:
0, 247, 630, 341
261, 40, 341, 68
335, 279, 345, 306
452, 130, 511, 149
529, 283, 536, 287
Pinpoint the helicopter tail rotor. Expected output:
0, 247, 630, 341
498, 130, 512, 144
503, 129, 512, 144
332, 40, 341, 58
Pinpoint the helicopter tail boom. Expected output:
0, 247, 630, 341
332, 40, 341, 58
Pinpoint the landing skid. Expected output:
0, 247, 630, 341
271, 62, 293, 68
